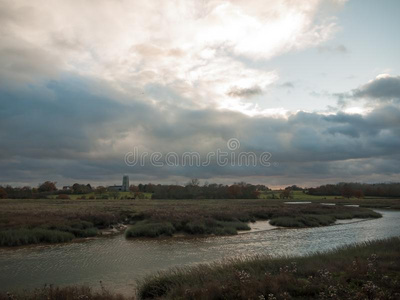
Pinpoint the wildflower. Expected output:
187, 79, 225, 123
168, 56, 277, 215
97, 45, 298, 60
280, 291, 291, 300
268, 293, 277, 300
236, 270, 251, 283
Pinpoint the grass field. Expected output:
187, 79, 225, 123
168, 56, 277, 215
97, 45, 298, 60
0, 197, 392, 246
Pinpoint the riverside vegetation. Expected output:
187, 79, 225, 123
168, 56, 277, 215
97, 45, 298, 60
1, 238, 399, 299
137, 237, 400, 299
0, 198, 385, 246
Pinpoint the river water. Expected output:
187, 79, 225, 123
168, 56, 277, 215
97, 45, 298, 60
1, 209, 399, 295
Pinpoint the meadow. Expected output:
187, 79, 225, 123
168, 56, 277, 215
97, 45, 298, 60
0, 196, 392, 246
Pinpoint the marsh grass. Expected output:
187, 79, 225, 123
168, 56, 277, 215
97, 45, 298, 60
0, 198, 387, 244
125, 221, 176, 238
138, 237, 400, 299
0, 219, 99, 246
0, 228, 74, 247
125, 219, 251, 238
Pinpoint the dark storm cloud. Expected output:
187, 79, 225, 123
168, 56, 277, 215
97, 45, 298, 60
1, 75, 400, 186
335, 75, 400, 105
352, 75, 400, 100
0, 76, 155, 160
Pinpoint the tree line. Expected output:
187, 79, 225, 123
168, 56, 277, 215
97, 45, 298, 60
1, 181, 399, 200
306, 182, 400, 198
0, 180, 269, 200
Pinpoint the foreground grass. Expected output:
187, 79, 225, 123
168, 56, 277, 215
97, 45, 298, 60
0, 285, 134, 300
0, 198, 386, 244
138, 237, 400, 299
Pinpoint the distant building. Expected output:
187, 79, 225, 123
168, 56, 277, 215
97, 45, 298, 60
108, 175, 129, 192
122, 175, 129, 191
62, 186, 71, 191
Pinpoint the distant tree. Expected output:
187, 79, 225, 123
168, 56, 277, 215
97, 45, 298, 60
228, 184, 242, 199
38, 181, 57, 193
186, 178, 200, 186
129, 185, 139, 193
286, 185, 303, 191
95, 186, 107, 194
280, 188, 293, 199
341, 184, 354, 199
0, 187, 7, 199
71, 183, 92, 194
354, 189, 364, 199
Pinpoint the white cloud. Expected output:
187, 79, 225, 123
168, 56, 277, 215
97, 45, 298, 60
1, 0, 341, 115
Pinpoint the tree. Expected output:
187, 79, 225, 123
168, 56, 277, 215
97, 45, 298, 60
38, 181, 57, 193
341, 184, 354, 199
280, 188, 293, 199
95, 186, 107, 194
0, 187, 7, 199
129, 185, 139, 193
354, 190, 364, 199
186, 178, 200, 186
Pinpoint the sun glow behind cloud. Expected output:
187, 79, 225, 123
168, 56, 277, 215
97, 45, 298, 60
0, 0, 342, 116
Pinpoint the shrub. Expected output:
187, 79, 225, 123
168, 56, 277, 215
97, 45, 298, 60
57, 194, 70, 199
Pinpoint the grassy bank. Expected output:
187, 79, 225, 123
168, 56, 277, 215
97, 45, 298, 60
0, 198, 386, 245
138, 237, 400, 299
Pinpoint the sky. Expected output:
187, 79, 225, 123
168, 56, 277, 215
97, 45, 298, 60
0, 0, 399, 188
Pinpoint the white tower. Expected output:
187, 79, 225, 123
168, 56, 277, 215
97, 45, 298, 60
122, 175, 129, 192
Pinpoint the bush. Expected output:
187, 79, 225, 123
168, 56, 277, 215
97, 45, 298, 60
57, 194, 70, 199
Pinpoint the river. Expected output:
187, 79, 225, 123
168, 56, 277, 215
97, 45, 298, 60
1, 209, 399, 295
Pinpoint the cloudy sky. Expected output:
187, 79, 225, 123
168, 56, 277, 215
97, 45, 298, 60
0, 0, 399, 188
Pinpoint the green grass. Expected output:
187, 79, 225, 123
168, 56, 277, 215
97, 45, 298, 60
138, 237, 400, 299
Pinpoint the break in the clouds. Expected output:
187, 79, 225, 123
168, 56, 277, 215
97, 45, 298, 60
0, 0, 399, 187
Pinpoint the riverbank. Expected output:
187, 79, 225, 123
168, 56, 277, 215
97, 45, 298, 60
1, 237, 399, 299
138, 237, 400, 299
0, 198, 388, 246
